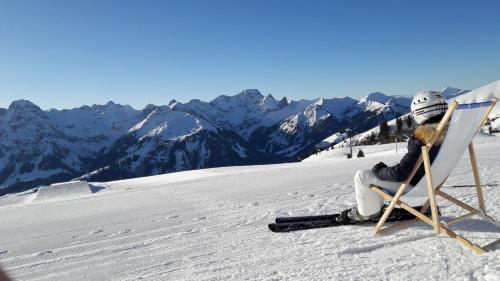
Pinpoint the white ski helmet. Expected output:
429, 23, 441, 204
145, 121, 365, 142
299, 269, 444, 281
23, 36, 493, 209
410, 91, 448, 125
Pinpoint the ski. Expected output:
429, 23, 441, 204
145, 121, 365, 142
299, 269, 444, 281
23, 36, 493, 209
269, 218, 345, 232
269, 206, 433, 233
275, 206, 423, 224
275, 213, 342, 224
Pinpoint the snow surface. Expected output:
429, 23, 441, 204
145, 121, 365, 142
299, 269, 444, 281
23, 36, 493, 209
1, 135, 500, 280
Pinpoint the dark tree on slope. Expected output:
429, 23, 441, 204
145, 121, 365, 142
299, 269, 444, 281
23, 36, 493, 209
396, 117, 403, 132
405, 115, 413, 128
366, 131, 377, 144
378, 121, 390, 142
357, 149, 365, 158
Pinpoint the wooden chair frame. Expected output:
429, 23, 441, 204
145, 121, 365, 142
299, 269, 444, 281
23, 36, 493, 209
370, 97, 498, 254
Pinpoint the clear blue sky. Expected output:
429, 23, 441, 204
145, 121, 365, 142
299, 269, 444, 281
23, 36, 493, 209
1, 0, 499, 109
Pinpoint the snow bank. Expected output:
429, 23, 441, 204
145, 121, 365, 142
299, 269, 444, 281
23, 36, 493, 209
34, 181, 103, 201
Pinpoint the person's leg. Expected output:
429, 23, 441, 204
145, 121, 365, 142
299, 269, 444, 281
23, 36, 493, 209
354, 170, 385, 216
354, 169, 403, 216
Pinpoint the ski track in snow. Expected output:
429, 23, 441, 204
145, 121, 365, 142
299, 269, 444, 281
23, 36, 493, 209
1, 138, 500, 280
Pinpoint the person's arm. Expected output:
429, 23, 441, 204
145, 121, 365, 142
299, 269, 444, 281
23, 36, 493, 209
372, 137, 422, 182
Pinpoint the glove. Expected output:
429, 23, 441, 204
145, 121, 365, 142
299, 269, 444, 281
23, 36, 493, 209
372, 162, 387, 174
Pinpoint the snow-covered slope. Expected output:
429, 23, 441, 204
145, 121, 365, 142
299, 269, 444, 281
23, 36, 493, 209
1, 135, 499, 280
255, 97, 359, 157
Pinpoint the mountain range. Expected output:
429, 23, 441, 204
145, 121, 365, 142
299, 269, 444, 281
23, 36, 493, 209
0, 87, 466, 194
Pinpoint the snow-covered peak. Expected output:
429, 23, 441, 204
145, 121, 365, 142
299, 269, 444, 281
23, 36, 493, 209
278, 97, 289, 109
171, 99, 220, 124
88, 101, 135, 112
1, 100, 61, 148
312, 97, 324, 106
355, 92, 411, 115
204, 89, 270, 131
289, 99, 314, 109
236, 89, 264, 99
210, 89, 263, 107
8, 99, 40, 110
46, 101, 142, 143
389, 96, 412, 107
359, 92, 392, 104
295, 97, 358, 127
129, 106, 214, 141
260, 94, 279, 111
309, 97, 355, 118
168, 99, 177, 108
7, 99, 46, 119
5, 99, 50, 124
440, 86, 464, 99
142, 104, 159, 116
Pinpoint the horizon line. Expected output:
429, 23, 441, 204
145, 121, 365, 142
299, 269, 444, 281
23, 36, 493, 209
1, 85, 465, 111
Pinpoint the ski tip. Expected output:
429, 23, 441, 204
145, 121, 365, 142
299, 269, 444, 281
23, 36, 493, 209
268, 223, 288, 232
268, 223, 277, 232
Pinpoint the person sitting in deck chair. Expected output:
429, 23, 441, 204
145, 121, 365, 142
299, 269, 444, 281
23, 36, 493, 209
348, 91, 449, 221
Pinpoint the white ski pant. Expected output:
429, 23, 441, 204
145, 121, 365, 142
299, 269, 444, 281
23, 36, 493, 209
354, 169, 404, 216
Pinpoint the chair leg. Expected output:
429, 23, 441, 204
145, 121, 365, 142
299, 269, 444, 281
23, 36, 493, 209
372, 182, 411, 234
468, 142, 486, 213
371, 185, 488, 254
418, 183, 445, 216
422, 146, 440, 233
371, 187, 436, 225
371, 180, 446, 235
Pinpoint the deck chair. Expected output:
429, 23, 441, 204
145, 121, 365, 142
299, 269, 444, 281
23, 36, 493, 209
370, 97, 498, 254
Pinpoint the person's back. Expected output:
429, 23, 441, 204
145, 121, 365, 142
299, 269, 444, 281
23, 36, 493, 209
348, 91, 448, 221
